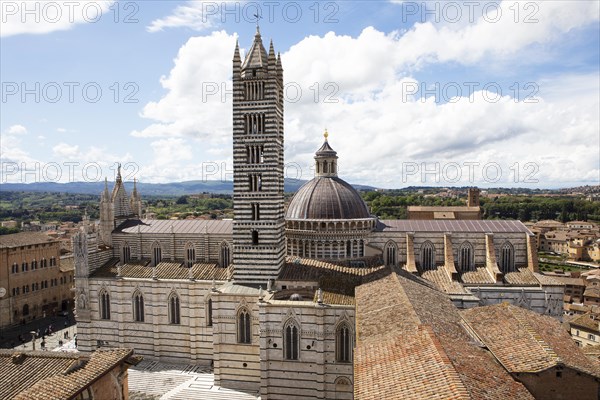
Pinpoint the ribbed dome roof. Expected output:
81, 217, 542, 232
286, 177, 371, 220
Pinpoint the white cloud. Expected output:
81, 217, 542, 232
132, 1, 599, 187
391, 0, 599, 67
52, 142, 80, 159
131, 30, 236, 145
7, 124, 27, 135
1, 1, 115, 37
1, 125, 34, 165
147, 1, 238, 33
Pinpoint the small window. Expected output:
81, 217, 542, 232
458, 242, 474, 272
336, 323, 352, 363
284, 322, 299, 360
100, 290, 111, 320
151, 243, 162, 267
122, 244, 131, 263
238, 308, 251, 344
588, 334, 595, 341
252, 230, 259, 245
207, 298, 213, 327
185, 243, 195, 268
133, 292, 145, 322
169, 294, 180, 324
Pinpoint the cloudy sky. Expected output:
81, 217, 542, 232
1, 0, 599, 188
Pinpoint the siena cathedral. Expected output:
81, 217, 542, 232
73, 28, 564, 399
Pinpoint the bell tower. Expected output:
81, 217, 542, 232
232, 27, 285, 284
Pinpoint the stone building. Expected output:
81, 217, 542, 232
0, 232, 75, 329
74, 28, 565, 399
406, 188, 482, 220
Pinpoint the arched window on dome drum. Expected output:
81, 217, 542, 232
323, 162, 329, 173
500, 241, 515, 273
421, 242, 435, 271
346, 240, 352, 257
336, 323, 352, 363
458, 242, 474, 271
99, 289, 110, 320
168, 293, 180, 325
238, 308, 251, 344
284, 321, 299, 360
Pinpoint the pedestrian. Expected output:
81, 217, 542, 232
64, 321, 67, 328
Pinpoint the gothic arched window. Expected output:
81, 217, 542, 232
185, 243, 195, 268
284, 320, 300, 360
207, 298, 213, 327
99, 289, 110, 320
237, 308, 251, 344
133, 291, 145, 322
220, 242, 231, 267
421, 241, 435, 270
151, 242, 162, 267
500, 241, 515, 273
168, 293, 180, 324
336, 323, 352, 363
458, 241, 474, 271
122, 243, 131, 263
385, 241, 397, 266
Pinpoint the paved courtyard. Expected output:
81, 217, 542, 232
128, 360, 260, 400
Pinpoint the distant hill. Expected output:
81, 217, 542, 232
1, 179, 377, 196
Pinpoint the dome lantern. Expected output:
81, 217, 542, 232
314, 129, 338, 178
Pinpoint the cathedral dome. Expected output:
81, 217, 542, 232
286, 176, 371, 220
286, 132, 371, 221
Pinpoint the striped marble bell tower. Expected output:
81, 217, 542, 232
232, 27, 285, 284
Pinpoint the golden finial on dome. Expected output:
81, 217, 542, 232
324, 128, 329, 141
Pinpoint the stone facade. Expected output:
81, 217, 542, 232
0, 232, 74, 329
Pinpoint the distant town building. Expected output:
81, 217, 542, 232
0, 232, 74, 329
571, 313, 600, 347
407, 187, 481, 220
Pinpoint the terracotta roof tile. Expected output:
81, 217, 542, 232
354, 272, 533, 399
462, 303, 600, 377
91, 258, 231, 281
0, 349, 136, 400
503, 267, 540, 285
570, 313, 600, 332
460, 266, 495, 284
421, 268, 468, 294
0, 232, 58, 248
